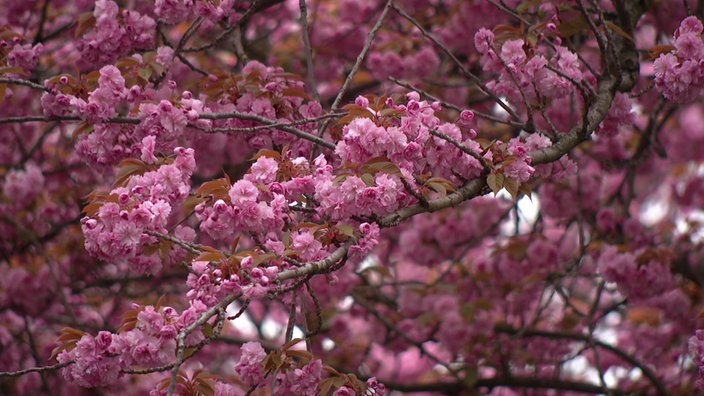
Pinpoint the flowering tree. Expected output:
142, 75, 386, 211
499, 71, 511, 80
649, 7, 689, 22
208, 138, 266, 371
3, 0, 704, 394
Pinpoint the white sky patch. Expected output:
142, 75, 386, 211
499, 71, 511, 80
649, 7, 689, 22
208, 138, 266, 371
493, 97, 512, 119
639, 181, 671, 227
640, 198, 669, 226
339, 296, 354, 310
226, 305, 258, 338
499, 190, 541, 235
357, 253, 379, 272
225, 303, 304, 346
321, 338, 335, 352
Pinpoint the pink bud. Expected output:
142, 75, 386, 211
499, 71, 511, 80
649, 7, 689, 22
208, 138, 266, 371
355, 96, 369, 107
460, 109, 474, 122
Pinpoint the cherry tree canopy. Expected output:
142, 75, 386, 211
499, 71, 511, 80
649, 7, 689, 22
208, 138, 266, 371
2, 0, 704, 395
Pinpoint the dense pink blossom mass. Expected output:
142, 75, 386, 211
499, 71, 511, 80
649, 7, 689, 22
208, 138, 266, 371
3, 0, 704, 395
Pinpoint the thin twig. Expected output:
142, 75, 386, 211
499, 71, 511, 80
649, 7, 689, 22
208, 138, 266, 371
494, 324, 668, 396
198, 112, 343, 133
387, 77, 524, 127
0, 112, 337, 150
167, 297, 235, 396
428, 128, 491, 172
391, 2, 521, 122
144, 230, 207, 256
0, 78, 51, 92
198, 111, 336, 149
0, 360, 75, 378
299, 0, 320, 102
330, 0, 393, 112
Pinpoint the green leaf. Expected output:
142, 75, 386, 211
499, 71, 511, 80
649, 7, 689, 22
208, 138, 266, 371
519, 183, 533, 200
202, 322, 214, 338
262, 350, 284, 371
335, 223, 355, 237
464, 366, 479, 387
137, 66, 152, 82
317, 376, 347, 396
649, 44, 675, 60
504, 177, 519, 200
361, 173, 375, 186
516, 0, 542, 14
0, 29, 24, 41
286, 349, 313, 361
557, 14, 589, 38
195, 249, 226, 263
460, 303, 475, 321
424, 177, 456, 197
475, 138, 494, 151
487, 173, 504, 195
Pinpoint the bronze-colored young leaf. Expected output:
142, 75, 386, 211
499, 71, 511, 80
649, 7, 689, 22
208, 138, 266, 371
74, 12, 96, 38
262, 350, 284, 371
71, 121, 94, 141
285, 349, 313, 361
648, 44, 675, 60
281, 337, 303, 351
281, 86, 310, 99
557, 14, 589, 38
50, 327, 87, 360
0, 66, 26, 76
486, 173, 504, 195
114, 158, 152, 187
194, 178, 231, 200
117, 307, 141, 333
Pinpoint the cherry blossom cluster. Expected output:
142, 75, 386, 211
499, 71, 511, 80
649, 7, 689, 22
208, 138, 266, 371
474, 28, 584, 115
81, 147, 196, 275
41, 61, 214, 167
4, 41, 43, 76
597, 245, 674, 300
187, 257, 279, 302
57, 301, 207, 388
196, 174, 288, 240
367, 45, 440, 83
337, 93, 537, 188
156, 0, 243, 25
76, 0, 155, 69
653, 16, 704, 103
204, 61, 322, 156
231, 341, 385, 395
1, 163, 44, 209
5, 1, 704, 395
690, 330, 704, 390
42, 65, 130, 123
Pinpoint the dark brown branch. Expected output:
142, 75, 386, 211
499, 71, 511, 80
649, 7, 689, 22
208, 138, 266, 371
380, 376, 630, 394
0, 78, 50, 92
0, 360, 75, 378
494, 324, 668, 396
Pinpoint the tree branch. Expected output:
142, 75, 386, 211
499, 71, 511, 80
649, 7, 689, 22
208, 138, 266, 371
380, 376, 631, 394
494, 324, 668, 396
0, 360, 75, 378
